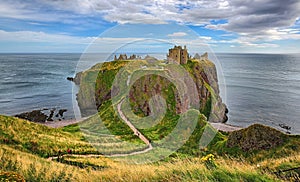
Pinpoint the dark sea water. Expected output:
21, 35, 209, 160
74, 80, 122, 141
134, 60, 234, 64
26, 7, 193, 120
0, 54, 80, 119
0, 53, 299, 133
218, 53, 300, 133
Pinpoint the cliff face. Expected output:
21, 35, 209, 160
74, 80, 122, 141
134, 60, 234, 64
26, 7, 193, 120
182, 59, 228, 122
75, 59, 228, 123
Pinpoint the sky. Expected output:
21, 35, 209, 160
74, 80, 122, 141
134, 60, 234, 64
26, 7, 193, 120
0, 0, 300, 53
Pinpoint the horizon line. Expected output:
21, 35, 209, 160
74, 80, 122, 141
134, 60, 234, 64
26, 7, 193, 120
0, 52, 299, 55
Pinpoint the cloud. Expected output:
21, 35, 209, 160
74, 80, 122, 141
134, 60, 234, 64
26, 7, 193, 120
0, 1, 68, 22
0, 30, 96, 43
103, 12, 166, 24
167, 32, 187, 37
0, 0, 300, 51
207, 0, 300, 30
0, 0, 230, 24
2, 0, 299, 31
0, 29, 97, 52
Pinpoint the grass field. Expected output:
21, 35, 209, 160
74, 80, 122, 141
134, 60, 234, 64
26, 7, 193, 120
2, 143, 300, 181
0, 114, 148, 158
1, 115, 300, 181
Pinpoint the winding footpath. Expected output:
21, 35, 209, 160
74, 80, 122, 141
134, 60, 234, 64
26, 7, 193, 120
210, 122, 242, 132
43, 117, 88, 128
47, 99, 153, 161
117, 99, 152, 147
46, 97, 240, 160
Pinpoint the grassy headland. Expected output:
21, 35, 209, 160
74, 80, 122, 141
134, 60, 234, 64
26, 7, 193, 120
1, 113, 300, 181
1, 58, 300, 181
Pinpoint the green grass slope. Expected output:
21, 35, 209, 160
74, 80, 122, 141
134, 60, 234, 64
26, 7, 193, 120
0, 115, 96, 157
1, 115, 300, 181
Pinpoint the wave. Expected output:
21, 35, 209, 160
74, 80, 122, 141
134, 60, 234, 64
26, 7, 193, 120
14, 93, 63, 100
0, 82, 40, 89
227, 83, 300, 96
0, 100, 12, 104
20, 71, 64, 78
225, 74, 300, 82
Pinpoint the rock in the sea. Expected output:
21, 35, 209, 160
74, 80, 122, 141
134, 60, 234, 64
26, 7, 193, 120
15, 108, 68, 122
226, 124, 286, 151
46, 108, 56, 121
67, 77, 74, 81
15, 110, 48, 122
58, 109, 67, 117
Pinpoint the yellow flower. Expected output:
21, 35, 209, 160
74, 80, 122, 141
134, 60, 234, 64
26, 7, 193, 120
201, 154, 215, 162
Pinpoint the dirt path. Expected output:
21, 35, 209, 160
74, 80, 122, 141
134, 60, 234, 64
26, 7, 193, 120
117, 99, 152, 147
47, 99, 153, 161
47, 145, 153, 161
45, 99, 240, 161
42, 117, 88, 128
210, 122, 242, 132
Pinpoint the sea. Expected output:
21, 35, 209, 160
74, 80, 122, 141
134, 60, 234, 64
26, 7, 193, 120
0, 53, 299, 133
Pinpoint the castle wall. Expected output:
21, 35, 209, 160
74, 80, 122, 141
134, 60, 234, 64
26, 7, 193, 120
180, 49, 188, 64
168, 48, 181, 64
167, 46, 188, 64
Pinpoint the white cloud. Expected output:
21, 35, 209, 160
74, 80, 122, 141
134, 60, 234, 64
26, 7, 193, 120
0, 0, 300, 52
1, 0, 300, 30
167, 32, 187, 37
211, 35, 281, 49
103, 12, 166, 24
205, 24, 223, 30
0, 1, 76, 22
240, 42, 279, 48
0, 30, 96, 43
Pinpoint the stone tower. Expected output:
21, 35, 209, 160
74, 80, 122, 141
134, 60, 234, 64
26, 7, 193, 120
167, 45, 188, 64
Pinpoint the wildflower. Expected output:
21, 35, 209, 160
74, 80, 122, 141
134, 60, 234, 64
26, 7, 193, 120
201, 154, 216, 170
201, 154, 215, 162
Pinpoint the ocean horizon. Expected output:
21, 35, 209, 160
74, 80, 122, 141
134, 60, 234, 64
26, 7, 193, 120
0, 53, 299, 133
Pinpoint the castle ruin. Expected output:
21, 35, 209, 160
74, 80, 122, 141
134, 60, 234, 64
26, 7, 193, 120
114, 54, 139, 61
194, 52, 208, 61
114, 46, 208, 64
167, 45, 188, 64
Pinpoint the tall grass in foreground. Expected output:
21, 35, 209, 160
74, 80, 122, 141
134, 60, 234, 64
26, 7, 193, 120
0, 115, 97, 157
1, 145, 283, 182
1, 115, 299, 181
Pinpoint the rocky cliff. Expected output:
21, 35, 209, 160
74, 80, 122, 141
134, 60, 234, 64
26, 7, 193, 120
74, 58, 228, 123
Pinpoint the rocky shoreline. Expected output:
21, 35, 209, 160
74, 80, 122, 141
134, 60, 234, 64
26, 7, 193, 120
42, 117, 88, 128
14, 107, 291, 134
12, 103, 242, 132
15, 108, 69, 123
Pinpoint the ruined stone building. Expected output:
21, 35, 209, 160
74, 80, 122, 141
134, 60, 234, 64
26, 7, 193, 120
167, 45, 188, 64
194, 52, 208, 61
114, 54, 138, 61
114, 54, 127, 60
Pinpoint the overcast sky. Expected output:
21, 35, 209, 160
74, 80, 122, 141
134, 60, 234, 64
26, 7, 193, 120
0, 0, 300, 53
